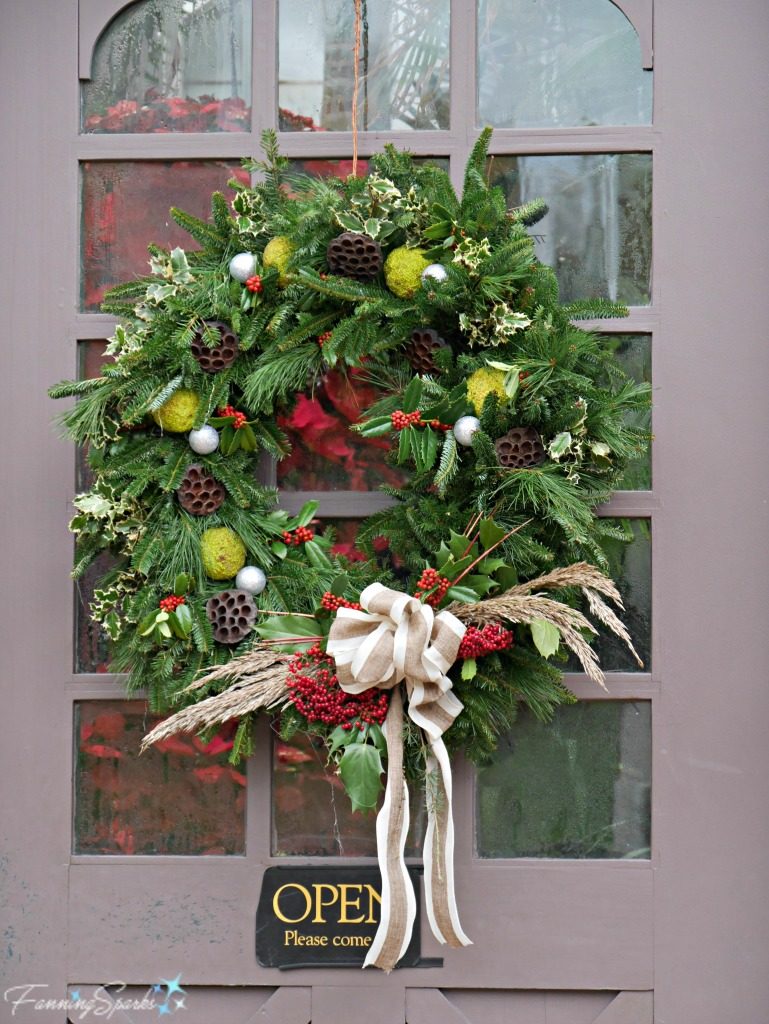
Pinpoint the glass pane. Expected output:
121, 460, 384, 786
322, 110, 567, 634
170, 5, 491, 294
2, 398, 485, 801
489, 153, 652, 305
287, 156, 450, 179
478, 0, 652, 128
81, 160, 247, 310
611, 334, 651, 489
272, 730, 424, 856
278, 371, 406, 492
279, 0, 450, 131
74, 701, 246, 854
477, 701, 651, 858
82, 0, 251, 133
593, 518, 651, 671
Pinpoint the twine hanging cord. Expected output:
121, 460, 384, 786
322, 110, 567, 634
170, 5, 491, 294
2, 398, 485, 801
351, 0, 362, 176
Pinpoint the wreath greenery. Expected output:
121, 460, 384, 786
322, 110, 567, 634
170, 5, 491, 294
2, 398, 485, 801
51, 128, 650, 808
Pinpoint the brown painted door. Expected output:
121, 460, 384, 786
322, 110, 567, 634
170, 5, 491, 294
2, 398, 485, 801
3, 2, 769, 1022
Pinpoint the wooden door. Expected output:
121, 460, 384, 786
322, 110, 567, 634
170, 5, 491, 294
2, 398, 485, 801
2, 2, 768, 1022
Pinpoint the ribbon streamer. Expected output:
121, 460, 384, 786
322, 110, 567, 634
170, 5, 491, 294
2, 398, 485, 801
327, 582, 472, 971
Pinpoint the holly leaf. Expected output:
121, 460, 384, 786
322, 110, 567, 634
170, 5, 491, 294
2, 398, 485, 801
137, 612, 159, 636
329, 574, 350, 597
461, 657, 477, 680
173, 573, 190, 596
338, 743, 384, 813
328, 725, 351, 756
402, 377, 423, 413
367, 722, 387, 755
495, 566, 519, 590
336, 211, 363, 232
448, 530, 469, 559
479, 518, 507, 549
358, 415, 392, 437
397, 426, 412, 464
421, 426, 439, 470
239, 424, 259, 451
531, 619, 561, 659
435, 542, 452, 570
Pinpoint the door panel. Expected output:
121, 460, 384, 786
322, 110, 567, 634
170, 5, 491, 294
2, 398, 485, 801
3, 1, 769, 1021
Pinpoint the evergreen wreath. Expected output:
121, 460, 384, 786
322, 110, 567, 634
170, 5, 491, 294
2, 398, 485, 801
52, 127, 649, 849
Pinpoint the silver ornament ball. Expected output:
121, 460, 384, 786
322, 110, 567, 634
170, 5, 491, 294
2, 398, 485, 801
236, 565, 267, 595
188, 425, 220, 455
228, 252, 257, 283
421, 263, 448, 286
453, 415, 481, 447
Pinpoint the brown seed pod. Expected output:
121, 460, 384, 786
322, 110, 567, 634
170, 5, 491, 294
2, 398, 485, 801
495, 426, 546, 469
206, 589, 258, 645
404, 327, 448, 373
190, 319, 240, 373
326, 232, 383, 281
177, 464, 226, 516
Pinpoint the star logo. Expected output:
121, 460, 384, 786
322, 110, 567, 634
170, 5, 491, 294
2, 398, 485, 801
158, 1003, 172, 1017
71, 991, 81, 1002
160, 974, 186, 999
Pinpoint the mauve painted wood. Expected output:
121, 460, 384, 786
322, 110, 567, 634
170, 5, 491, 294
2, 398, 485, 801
3, 0, 768, 1018
0, 0, 77, 996
651, 1, 769, 1021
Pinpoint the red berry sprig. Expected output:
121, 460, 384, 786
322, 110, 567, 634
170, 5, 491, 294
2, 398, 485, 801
458, 623, 514, 659
415, 567, 451, 607
245, 274, 263, 293
317, 331, 332, 347
218, 404, 248, 429
390, 409, 451, 431
159, 595, 186, 613
321, 592, 362, 612
286, 645, 389, 728
282, 526, 315, 546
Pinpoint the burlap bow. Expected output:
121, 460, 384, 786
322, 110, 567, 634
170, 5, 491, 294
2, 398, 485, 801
327, 582, 472, 971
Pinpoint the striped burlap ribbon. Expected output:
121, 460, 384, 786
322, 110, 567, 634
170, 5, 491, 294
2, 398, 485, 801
327, 582, 472, 971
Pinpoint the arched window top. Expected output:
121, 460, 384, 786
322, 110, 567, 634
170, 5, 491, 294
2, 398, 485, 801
477, 0, 653, 129
80, 0, 252, 133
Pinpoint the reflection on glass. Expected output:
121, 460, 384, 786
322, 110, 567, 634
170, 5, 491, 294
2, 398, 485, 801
593, 518, 651, 671
478, 0, 652, 128
477, 702, 651, 858
610, 334, 651, 490
287, 156, 450, 180
279, 0, 450, 131
272, 729, 424, 856
82, 0, 251, 133
278, 370, 406, 492
81, 160, 247, 310
74, 702, 246, 854
490, 153, 652, 304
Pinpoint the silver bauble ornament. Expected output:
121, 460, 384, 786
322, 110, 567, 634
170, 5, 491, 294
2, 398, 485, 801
235, 565, 267, 595
453, 415, 481, 447
188, 425, 220, 455
228, 252, 257, 283
421, 263, 448, 285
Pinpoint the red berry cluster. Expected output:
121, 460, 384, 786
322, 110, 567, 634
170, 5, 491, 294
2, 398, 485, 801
415, 567, 451, 607
245, 274, 263, 293
282, 526, 314, 546
458, 623, 514, 659
287, 645, 389, 728
390, 409, 452, 432
321, 591, 362, 612
317, 331, 333, 347
391, 409, 423, 430
218, 405, 247, 429
159, 595, 186, 613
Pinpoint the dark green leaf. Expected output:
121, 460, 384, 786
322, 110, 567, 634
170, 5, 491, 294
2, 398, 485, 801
401, 377, 423, 413
338, 743, 384, 813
